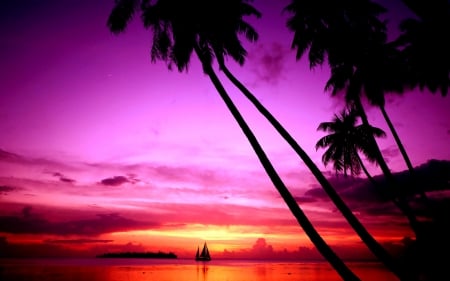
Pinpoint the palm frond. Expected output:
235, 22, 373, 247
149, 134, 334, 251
107, 0, 140, 34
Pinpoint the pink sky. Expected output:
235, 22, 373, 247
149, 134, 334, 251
0, 0, 449, 262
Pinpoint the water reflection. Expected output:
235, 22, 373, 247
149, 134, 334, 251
0, 259, 399, 281
196, 263, 208, 281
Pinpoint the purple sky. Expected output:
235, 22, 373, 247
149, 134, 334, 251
0, 0, 449, 260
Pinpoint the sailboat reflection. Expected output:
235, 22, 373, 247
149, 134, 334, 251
196, 262, 209, 281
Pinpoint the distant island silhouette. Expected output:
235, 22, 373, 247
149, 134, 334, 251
96, 251, 177, 259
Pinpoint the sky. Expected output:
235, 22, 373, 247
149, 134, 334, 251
0, 0, 449, 262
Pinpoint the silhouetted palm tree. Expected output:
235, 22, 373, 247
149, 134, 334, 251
325, 28, 430, 203
396, 0, 449, 97
107, 0, 359, 279
284, 1, 418, 279
322, 24, 431, 235
315, 107, 386, 180
218, 52, 405, 279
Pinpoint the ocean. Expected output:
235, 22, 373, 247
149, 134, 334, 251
0, 258, 399, 281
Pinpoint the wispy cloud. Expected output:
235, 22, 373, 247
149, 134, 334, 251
44, 239, 113, 244
0, 185, 18, 195
248, 42, 291, 85
0, 206, 159, 236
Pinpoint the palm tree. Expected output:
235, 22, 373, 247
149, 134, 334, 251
283, 1, 425, 278
107, 0, 359, 279
322, 19, 431, 230
315, 107, 386, 182
396, 0, 449, 97
284, 0, 423, 235
325, 29, 430, 204
218, 56, 409, 278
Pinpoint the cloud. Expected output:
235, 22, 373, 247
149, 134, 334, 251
216, 237, 410, 261
0, 149, 23, 162
0, 185, 17, 195
298, 160, 450, 219
298, 172, 403, 219
44, 239, 113, 244
52, 172, 76, 184
0, 206, 159, 236
381, 145, 400, 162
248, 43, 290, 85
294, 196, 318, 204
100, 176, 129, 186
216, 237, 372, 261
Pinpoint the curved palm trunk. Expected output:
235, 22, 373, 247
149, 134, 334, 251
218, 62, 407, 280
356, 153, 378, 186
354, 97, 420, 236
379, 105, 429, 203
195, 47, 360, 281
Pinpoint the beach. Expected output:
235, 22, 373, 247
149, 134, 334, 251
0, 258, 399, 281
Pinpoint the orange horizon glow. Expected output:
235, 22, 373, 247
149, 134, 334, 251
1, 0, 448, 263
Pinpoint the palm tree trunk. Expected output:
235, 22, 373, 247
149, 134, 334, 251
356, 153, 378, 186
356, 151, 418, 234
194, 47, 360, 281
379, 105, 429, 203
218, 61, 408, 280
353, 97, 421, 235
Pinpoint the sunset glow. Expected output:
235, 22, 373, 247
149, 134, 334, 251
0, 0, 449, 263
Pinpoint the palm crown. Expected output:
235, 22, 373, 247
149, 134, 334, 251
108, 0, 261, 72
316, 107, 386, 176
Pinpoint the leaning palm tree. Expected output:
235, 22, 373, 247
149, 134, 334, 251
283, 1, 415, 279
284, 0, 423, 237
323, 28, 426, 234
207, 0, 409, 278
217, 55, 407, 278
107, 0, 359, 279
315, 107, 386, 183
325, 29, 430, 204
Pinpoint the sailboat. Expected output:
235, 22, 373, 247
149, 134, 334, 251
195, 242, 211, 261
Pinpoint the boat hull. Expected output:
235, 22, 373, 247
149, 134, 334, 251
195, 257, 211, 262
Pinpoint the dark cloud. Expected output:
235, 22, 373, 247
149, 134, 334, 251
100, 176, 129, 186
402, 159, 450, 192
44, 239, 113, 244
249, 43, 290, 84
0, 185, 17, 195
52, 172, 76, 184
294, 196, 318, 203
304, 187, 328, 200
0, 149, 22, 162
302, 174, 366, 201
381, 145, 400, 161
301, 159, 450, 218
0, 206, 159, 236
126, 173, 141, 184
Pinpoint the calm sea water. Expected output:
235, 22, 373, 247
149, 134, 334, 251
0, 258, 399, 281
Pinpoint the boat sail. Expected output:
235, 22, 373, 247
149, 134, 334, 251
195, 242, 211, 261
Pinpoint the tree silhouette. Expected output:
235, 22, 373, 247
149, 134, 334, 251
284, 0, 414, 279
107, 0, 359, 279
218, 53, 407, 279
315, 107, 386, 179
396, 0, 449, 96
